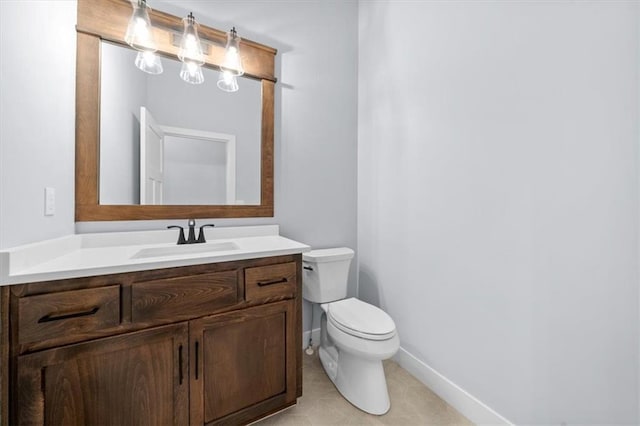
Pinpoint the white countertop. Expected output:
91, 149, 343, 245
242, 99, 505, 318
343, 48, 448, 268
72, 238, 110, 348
0, 225, 310, 285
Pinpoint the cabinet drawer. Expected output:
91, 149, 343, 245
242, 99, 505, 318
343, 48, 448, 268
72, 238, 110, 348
132, 270, 238, 323
245, 262, 296, 302
18, 285, 121, 346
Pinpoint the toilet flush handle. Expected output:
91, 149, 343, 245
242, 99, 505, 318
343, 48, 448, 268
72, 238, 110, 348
303, 266, 313, 271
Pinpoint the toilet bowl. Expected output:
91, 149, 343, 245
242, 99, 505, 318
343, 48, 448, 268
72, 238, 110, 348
318, 298, 400, 415
302, 248, 399, 415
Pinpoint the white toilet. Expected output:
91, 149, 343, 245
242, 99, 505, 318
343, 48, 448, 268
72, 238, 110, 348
302, 247, 399, 415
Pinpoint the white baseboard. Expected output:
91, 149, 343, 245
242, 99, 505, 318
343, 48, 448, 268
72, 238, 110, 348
302, 327, 321, 350
393, 347, 513, 426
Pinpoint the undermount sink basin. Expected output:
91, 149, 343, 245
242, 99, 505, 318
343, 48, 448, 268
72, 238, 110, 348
131, 241, 239, 259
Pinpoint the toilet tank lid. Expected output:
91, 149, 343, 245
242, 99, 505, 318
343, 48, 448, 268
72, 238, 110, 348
303, 247, 354, 263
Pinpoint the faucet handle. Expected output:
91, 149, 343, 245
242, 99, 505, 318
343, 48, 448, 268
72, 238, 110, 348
167, 225, 187, 245
197, 224, 215, 243
186, 219, 198, 244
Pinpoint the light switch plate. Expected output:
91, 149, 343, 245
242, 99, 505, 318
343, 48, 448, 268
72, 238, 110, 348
45, 187, 55, 216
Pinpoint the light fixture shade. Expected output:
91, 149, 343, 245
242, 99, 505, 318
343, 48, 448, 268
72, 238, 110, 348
180, 61, 204, 84
217, 70, 239, 92
220, 27, 244, 76
135, 51, 163, 74
178, 13, 205, 65
124, 0, 157, 52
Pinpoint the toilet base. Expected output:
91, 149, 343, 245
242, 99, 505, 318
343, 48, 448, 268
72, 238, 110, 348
319, 345, 391, 415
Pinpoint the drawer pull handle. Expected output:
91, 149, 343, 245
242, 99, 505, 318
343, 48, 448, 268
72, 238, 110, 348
38, 306, 100, 323
257, 278, 288, 287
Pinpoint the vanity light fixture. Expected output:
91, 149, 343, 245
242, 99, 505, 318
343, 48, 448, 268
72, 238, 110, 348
125, 0, 163, 74
220, 27, 245, 77
125, 0, 157, 52
178, 12, 205, 84
124, 6, 247, 89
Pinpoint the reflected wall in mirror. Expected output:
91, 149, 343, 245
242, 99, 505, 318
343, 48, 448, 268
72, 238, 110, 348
99, 41, 261, 206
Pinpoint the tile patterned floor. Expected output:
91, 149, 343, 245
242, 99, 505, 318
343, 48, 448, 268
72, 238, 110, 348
255, 350, 473, 425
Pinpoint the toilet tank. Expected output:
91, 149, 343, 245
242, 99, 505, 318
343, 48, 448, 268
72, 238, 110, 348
302, 247, 354, 303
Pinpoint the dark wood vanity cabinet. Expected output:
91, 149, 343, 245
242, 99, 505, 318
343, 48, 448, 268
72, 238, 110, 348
2, 255, 302, 426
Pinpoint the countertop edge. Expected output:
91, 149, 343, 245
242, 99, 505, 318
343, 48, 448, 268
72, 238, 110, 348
0, 246, 310, 286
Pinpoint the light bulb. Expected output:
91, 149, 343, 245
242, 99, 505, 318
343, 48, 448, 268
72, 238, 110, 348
185, 34, 197, 50
134, 17, 148, 35
135, 51, 163, 74
125, 0, 157, 52
180, 61, 204, 84
217, 70, 239, 92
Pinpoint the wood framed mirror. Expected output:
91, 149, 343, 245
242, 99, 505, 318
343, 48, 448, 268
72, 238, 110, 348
75, 0, 276, 221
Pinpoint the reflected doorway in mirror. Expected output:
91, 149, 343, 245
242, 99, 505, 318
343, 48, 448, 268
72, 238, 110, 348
140, 107, 237, 206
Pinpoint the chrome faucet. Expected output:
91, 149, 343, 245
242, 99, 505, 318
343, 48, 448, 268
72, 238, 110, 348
168, 219, 215, 245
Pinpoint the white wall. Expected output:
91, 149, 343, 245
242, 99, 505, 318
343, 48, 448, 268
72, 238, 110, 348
358, 1, 639, 424
0, 1, 77, 248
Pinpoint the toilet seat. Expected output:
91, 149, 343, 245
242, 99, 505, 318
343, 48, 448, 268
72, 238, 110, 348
326, 298, 396, 341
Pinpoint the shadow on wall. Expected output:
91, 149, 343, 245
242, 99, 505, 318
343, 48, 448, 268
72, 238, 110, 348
131, 112, 141, 204
358, 0, 410, 317
358, 266, 381, 307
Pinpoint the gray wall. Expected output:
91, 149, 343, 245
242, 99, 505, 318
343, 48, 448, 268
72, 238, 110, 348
0, 0, 358, 338
358, 1, 639, 424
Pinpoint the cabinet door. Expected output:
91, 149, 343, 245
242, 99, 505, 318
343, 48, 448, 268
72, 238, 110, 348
15, 323, 189, 426
190, 300, 297, 425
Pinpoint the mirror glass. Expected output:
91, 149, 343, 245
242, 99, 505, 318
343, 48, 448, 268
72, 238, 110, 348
99, 41, 262, 206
